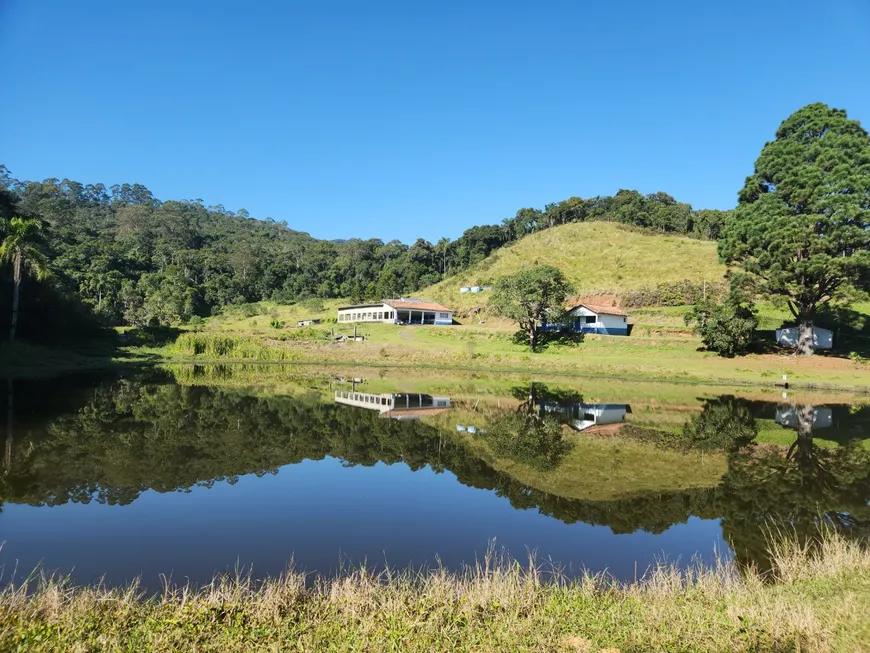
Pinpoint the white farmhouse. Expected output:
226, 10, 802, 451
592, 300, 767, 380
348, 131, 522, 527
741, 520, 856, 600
337, 298, 454, 325
546, 303, 629, 336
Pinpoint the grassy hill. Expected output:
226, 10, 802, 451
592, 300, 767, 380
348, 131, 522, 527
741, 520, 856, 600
422, 222, 727, 311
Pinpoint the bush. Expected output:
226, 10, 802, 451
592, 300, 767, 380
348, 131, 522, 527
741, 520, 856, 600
269, 320, 285, 329
300, 298, 325, 313
684, 291, 758, 357
621, 280, 727, 308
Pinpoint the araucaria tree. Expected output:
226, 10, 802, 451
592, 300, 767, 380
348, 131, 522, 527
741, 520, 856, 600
488, 265, 573, 350
721, 103, 870, 354
0, 217, 49, 341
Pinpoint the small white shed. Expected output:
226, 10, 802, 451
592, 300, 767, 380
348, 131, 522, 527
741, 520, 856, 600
775, 326, 833, 350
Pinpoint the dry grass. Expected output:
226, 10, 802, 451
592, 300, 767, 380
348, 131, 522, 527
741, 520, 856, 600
422, 222, 727, 311
1, 532, 868, 652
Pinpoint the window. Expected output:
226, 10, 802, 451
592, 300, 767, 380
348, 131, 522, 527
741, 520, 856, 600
439, 312, 448, 319
623, 317, 627, 323
585, 316, 596, 324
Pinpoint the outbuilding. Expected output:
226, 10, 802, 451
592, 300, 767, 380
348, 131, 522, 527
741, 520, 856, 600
775, 326, 833, 350
297, 318, 321, 327
336, 298, 454, 326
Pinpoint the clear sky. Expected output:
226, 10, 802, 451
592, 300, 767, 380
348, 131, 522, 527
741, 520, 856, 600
2, 1, 869, 243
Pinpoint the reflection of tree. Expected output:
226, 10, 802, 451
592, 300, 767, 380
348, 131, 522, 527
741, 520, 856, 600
719, 438, 870, 571
509, 382, 584, 412
681, 397, 758, 453
481, 411, 572, 472
3, 378, 870, 575
474, 383, 577, 471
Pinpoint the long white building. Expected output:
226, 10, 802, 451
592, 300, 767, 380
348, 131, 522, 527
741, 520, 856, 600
337, 298, 454, 325
334, 391, 451, 419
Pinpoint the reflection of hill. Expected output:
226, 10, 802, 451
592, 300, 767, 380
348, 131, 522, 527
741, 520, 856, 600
2, 377, 870, 572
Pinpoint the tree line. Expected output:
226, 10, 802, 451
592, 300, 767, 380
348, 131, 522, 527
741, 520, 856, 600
0, 165, 723, 339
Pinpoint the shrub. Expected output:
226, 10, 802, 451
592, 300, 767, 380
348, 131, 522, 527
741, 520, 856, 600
270, 320, 285, 329
300, 298, 325, 313
621, 280, 727, 308
684, 290, 758, 357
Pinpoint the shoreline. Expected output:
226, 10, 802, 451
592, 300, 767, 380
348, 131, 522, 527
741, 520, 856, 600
1, 533, 867, 652
3, 341, 870, 395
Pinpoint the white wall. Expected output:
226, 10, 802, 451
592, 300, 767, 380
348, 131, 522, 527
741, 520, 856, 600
568, 307, 628, 333
336, 304, 395, 324
775, 327, 833, 349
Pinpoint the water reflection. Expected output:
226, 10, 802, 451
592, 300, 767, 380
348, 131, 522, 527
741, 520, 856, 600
334, 390, 451, 420
0, 372, 867, 586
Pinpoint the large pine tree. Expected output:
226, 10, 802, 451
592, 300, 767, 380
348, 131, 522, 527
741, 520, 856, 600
721, 103, 870, 354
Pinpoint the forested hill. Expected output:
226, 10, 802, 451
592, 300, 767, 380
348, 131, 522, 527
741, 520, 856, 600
0, 165, 730, 335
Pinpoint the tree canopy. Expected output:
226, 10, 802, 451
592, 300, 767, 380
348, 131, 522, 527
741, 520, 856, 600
0, 164, 724, 340
720, 103, 870, 354
487, 265, 573, 350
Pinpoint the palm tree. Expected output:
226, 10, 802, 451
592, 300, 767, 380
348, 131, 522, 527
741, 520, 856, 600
0, 217, 49, 341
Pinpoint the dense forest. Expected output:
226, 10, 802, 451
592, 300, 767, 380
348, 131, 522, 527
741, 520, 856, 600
0, 164, 729, 337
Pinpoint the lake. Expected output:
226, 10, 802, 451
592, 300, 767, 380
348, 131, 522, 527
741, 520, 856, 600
1, 366, 868, 590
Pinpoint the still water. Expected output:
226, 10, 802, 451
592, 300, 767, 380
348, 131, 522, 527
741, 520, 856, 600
0, 368, 867, 590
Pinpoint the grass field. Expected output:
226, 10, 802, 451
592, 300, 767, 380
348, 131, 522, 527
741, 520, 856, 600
422, 222, 727, 311
1, 531, 867, 652
146, 319, 870, 392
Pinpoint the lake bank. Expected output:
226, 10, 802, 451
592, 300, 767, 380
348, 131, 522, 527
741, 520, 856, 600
4, 329, 870, 393
159, 322, 870, 392
1, 533, 867, 653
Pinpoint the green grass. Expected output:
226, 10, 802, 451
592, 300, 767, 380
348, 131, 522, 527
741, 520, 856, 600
1, 531, 867, 652
0, 339, 150, 378
453, 424, 727, 501
142, 323, 870, 393
421, 222, 727, 311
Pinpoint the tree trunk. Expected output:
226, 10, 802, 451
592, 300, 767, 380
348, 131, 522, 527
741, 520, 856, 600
797, 316, 814, 356
9, 248, 21, 342
5, 379, 12, 474
789, 404, 816, 474
528, 323, 537, 351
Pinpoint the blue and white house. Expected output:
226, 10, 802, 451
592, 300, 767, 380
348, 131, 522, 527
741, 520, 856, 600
539, 402, 632, 432
543, 303, 629, 336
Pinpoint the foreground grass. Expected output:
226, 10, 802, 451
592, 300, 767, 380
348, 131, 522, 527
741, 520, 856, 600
1, 534, 867, 652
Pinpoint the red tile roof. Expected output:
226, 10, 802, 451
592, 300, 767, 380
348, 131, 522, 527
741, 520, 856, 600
385, 299, 454, 312
566, 303, 627, 317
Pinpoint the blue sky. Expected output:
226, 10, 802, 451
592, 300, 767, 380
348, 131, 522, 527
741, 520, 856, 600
2, 1, 869, 243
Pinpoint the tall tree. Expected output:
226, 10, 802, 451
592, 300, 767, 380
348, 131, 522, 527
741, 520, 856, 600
488, 265, 573, 350
721, 103, 870, 354
0, 217, 50, 341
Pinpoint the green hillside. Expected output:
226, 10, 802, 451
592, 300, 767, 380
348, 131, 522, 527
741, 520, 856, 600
422, 222, 727, 311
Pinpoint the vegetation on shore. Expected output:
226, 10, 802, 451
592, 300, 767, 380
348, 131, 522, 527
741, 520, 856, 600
0, 532, 867, 652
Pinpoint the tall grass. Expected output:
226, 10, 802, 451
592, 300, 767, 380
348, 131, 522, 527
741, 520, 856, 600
172, 333, 299, 361
1, 531, 867, 652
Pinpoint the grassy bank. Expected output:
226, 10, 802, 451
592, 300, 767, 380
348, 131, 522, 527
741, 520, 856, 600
1, 533, 867, 652
140, 321, 870, 392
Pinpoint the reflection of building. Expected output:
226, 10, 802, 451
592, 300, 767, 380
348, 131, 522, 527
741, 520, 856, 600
334, 391, 451, 420
775, 406, 833, 430
539, 402, 631, 432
